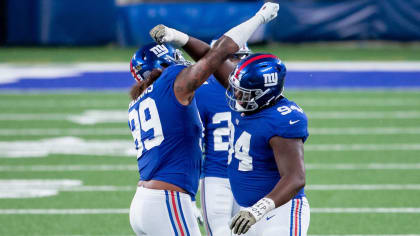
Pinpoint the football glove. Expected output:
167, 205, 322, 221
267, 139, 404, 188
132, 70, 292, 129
230, 210, 256, 235
230, 197, 275, 235
149, 24, 189, 47
191, 201, 204, 226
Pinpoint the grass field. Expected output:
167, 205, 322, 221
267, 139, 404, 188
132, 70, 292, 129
1, 42, 420, 235
0, 90, 420, 235
2, 41, 420, 63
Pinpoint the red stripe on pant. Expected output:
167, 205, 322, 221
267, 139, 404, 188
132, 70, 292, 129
171, 191, 185, 236
294, 199, 300, 236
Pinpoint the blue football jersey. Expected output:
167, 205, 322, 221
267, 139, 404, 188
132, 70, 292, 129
228, 97, 309, 207
128, 65, 203, 198
195, 76, 231, 178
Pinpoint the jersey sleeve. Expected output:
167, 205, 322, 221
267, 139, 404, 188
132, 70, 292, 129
194, 83, 209, 126
267, 108, 309, 143
158, 64, 190, 109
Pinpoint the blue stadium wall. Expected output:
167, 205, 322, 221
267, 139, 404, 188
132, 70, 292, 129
5, 0, 420, 46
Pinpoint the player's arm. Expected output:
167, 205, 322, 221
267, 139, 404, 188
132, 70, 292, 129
151, 26, 234, 89
267, 137, 305, 205
150, 2, 279, 105
174, 36, 238, 105
183, 37, 234, 89
230, 136, 305, 235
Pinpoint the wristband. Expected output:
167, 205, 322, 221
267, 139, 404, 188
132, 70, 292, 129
224, 15, 264, 49
243, 197, 275, 222
167, 27, 189, 47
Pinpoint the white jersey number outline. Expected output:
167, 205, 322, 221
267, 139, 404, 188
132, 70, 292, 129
212, 112, 232, 151
129, 97, 164, 158
228, 126, 253, 171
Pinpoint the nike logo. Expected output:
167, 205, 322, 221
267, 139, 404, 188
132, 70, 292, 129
289, 120, 300, 125
266, 215, 275, 221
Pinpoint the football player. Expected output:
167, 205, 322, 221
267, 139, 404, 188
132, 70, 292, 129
149, 7, 310, 236
128, 3, 279, 236
226, 54, 310, 236
195, 40, 251, 236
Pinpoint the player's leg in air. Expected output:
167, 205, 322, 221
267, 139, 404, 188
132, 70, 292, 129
128, 3, 279, 236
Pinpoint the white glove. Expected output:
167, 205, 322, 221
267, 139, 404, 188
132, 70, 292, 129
230, 197, 275, 235
149, 24, 189, 47
224, 2, 279, 48
191, 201, 204, 226
230, 210, 256, 235
255, 2, 280, 24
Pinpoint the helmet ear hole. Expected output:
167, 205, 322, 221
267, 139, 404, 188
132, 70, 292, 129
160, 62, 169, 68
276, 64, 285, 72
141, 51, 147, 60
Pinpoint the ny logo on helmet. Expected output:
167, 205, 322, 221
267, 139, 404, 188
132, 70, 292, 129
263, 72, 278, 87
150, 45, 169, 57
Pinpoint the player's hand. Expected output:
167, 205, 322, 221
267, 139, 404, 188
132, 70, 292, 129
191, 201, 204, 226
230, 210, 257, 235
149, 24, 189, 47
150, 24, 171, 44
255, 2, 279, 24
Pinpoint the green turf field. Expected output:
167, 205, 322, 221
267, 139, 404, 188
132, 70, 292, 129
2, 41, 420, 63
0, 90, 420, 235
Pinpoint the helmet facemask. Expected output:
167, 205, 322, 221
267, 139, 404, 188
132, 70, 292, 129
167, 49, 193, 66
226, 74, 269, 112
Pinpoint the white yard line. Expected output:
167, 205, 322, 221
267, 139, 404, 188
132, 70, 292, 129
26, 235, 420, 236
1, 140, 419, 159
285, 62, 420, 71
1, 111, 420, 122
0, 209, 129, 214
2, 61, 420, 72
311, 208, 420, 213
25, 235, 420, 236
1, 127, 420, 136
310, 127, 420, 135
0, 128, 129, 136
2, 183, 419, 192
0, 114, 68, 120
308, 111, 420, 119
306, 184, 420, 190
59, 186, 134, 192
306, 163, 420, 170
0, 137, 136, 158
309, 235, 420, 236
305, 144, 420, 151
297, 98, 420, 107
6, 183, 420, 192
1, 208, 420, 215
0, 100, 124, 108
2, 163, 420, 172
0, 165, 137, 171
0, 98, 419, 108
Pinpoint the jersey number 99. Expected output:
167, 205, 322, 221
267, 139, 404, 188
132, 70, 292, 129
129, 97, 164, 158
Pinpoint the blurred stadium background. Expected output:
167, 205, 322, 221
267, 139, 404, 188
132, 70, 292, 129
1, 0, 420, 235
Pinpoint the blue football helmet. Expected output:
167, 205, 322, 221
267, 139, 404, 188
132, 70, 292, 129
226, 53, 286, 112
130, 42, 191, 82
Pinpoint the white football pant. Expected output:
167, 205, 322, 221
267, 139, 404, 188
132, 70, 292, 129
234, 197, 310, 236
200, 177, 240, 236
130, 187, 201, 236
